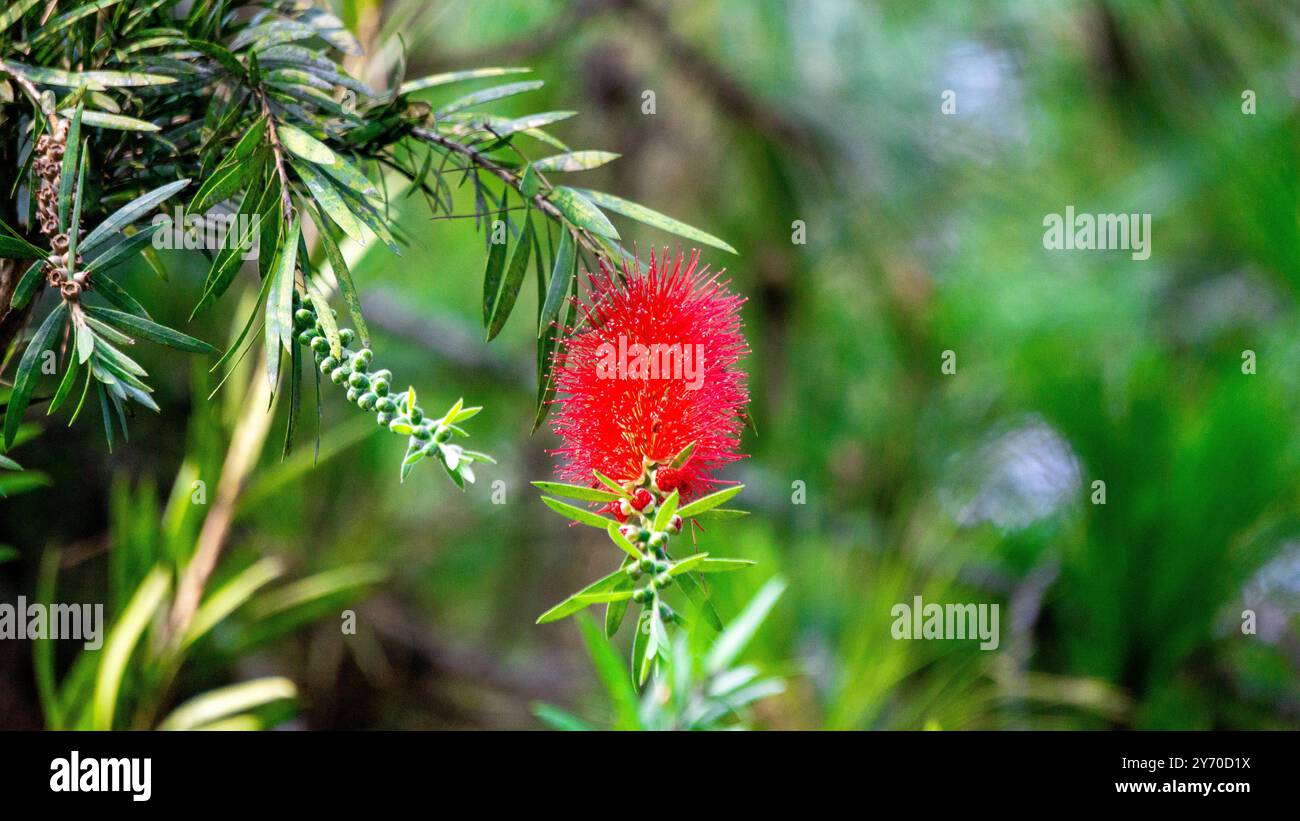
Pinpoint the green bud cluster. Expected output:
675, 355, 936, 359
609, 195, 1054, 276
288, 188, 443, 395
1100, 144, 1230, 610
291, 298, 489, 485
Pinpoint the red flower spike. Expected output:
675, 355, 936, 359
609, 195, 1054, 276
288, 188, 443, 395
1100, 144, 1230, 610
549, 250, 749, 501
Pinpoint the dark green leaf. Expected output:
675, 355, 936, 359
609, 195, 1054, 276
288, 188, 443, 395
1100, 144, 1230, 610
83, 306, 217, 354
4, 304, 68, 448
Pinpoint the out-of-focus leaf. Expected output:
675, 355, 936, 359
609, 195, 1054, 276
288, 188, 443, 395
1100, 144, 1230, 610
533, 151, 620, 173
92, 567, 170, 730
705, 576, 786, 675
399, 67, 530, 95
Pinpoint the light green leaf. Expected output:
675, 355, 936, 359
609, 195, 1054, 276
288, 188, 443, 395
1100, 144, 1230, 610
548, 187, 619, 239
539, 496, 614, 529
530, 481, 621, 502
696, 558, 756, 573
438, 80, 543, 115
576, 188, 737, 254
92, 567, 170, 730
276, 122, 336, 164
653, 489, 680, 531
676, 485, 745, 519
705, 576, 786, 675
399, 67, 530, 95
158, 676, 296, 731
533, 151, 620, 173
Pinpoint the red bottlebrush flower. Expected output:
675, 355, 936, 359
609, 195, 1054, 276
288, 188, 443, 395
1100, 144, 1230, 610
549, 249, 749, 501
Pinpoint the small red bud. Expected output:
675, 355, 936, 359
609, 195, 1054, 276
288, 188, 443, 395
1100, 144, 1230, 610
630, 488, 653, 512
668, 515, 683, 534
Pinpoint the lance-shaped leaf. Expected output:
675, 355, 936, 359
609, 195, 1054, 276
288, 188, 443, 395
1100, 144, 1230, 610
293, 160, 367, 245
575, 188, 737, 254
0, 236, 44, 259
676, 572, 723, 631
4, 303, 68, 447
668, 553, 709, 576
277, 122, 336, 164
267, 214, 301, 355
479, 213, 509, 327
535, 566, 629, 624
539, 496, 614, 529
62, 110, 160, 132
83, 306, 217, 354
188, 153, 259, 214
606, 523, 644, 561
532, 151, 620, 173
530, 481, 622, 502
306, 202, 369, 347
438, 80, 543, 115
538, 228, 575, 338
705, 577, 786, 675
485, 212, 533, 341
81, 179, 190, 254
695, 558, 756, 573
676, 484, 745, 519
653, 489, 680, 531
398, 67, 530, 96
548, 187, 619, 239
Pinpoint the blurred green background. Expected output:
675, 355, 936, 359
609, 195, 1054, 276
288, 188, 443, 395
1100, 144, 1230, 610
3, 0, 1300, 729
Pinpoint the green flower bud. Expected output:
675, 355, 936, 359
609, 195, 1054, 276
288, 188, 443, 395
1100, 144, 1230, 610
408, 406, 423, 424
330, 366, 349, 385
654, 573, 672, 589
371, 369, 392, 383
294, 308, 315, 328
652, 560, 668, 574
375, 396, 397, 414
346, 387, 359, 402
310, 336, 331, 354
348, 371, 369, 389
638, 557, 655, 573
632, 588, 651, 604
625, 565, 641, 579
319, 356, 338, 374
636, 528, 651, 542
648, 532, 668, 549
371, 377, 389, 396
434, 426, 452, 444
339, 328, 356, 346
298, 329, 316, 346
357, 391, 378, 411
376, 411, 394, 427
412, 425, 432, 441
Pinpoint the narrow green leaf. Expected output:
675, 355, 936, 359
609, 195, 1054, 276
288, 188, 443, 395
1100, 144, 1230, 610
538, 228, 575, 338
548, 187, 619, 239
705, 577, 786, 675
92, 567, 170, 730
158, 677, 296, 731
533, 151, 620, 173
81, 179, 190, 254
485, 212, 533, 340
83, 306, 216, 354
576, 189, 737, 254
668, 553, 709, 576
306, 203, 369, 347
10, 261, 43, 309
479, 213, 509, 327
676, 484, 745, 519
398, 67, 530, 95
4, 304, 67, 448
0, 236, 44, 259
293, 160, 367, 245
677, 572, 723, 631
539, 496, 614, 529
606, 522, 644, 561
63, 110, 160, 132
438, 80, 543, 115
188, 155, 254, 214
696, 558, 756, 573
653, 489, 680, 531
530, 481, 621, 502
535, 567, 628, 624
277, 122, 336, 164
